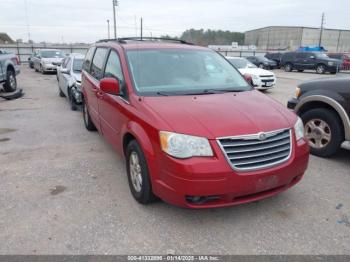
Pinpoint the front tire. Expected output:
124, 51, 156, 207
284, 63, 293, 72
316, 64, 326, 74
126, 140, 157, 204
83, 100, 97, 131
3, 70, 17, 92
68, 88, 77, 111
301, 108, 344, 157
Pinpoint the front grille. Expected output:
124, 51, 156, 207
52, 62, 61, 66
217, 129, 292, 171
260, 75, 274, 78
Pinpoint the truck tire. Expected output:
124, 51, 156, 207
301, 108, 344, 157
3, 69, 17, 92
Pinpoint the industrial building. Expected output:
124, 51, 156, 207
244, 26, 350, 52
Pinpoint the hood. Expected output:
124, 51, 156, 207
72, 72, 82, 82
142, 90, 296, 139
239, 68, 274, 76
42, 57, 63, 63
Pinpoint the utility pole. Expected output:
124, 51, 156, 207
318, 12, 325, 47
107, 19, 110, 39
140, 17, 143, 40
112, 0, 118, 39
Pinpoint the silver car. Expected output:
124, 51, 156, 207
57, 53, 84, 110
32, 49, 65, 74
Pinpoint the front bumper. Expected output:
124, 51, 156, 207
252, 77, 276, 90
42, 64, 58, 72
151, 137, 309, 208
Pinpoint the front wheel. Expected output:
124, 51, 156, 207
316, 64, 326, 74
68, 88, 78, 111
126, 140, 157, 204
284, 63, 293, 72
83, 100, 97, 131
3, 70, 17, 92
301, 108, 344, 157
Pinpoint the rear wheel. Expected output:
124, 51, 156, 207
126, 140, 157, 204
316, 64, 326, 74
284, 63, 293, 72
83, 100, 97, 131
301, 108, 343, 157
3, 69, 17, 92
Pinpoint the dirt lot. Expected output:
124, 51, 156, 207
0, 66, 349, 255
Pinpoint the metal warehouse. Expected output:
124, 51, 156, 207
244, 26, 350, 52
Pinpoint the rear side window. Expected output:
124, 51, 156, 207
83, 47, 96, 73
90, 48, 108, 80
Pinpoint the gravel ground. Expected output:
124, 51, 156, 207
0, 66, 349, 255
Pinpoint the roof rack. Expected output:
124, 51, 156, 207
96, 37, 193, 45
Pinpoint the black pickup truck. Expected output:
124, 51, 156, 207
288, 77, 350, 157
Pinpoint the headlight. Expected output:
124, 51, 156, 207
328, 61, 334, 66
159, 131, 213, 158
295, 87, 301, 98
252, 74, 259, 80
294, 117, 304, 141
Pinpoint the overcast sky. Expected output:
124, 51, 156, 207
1, 0, 349, 43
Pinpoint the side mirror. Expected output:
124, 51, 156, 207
60, 68, 70, 74
100, 78, 120, 95
243, 74, 253, 86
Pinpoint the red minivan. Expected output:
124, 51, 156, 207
81, 38, 309, 208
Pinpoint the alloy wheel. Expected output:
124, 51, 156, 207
129, 152, 142, 193
305, 119, 332, 149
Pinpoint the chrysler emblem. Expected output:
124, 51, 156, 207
258, 132, 267, 141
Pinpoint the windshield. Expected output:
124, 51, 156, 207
126, 49, 251, 96
228, 58, 257, 69
41, 50, 64, 58
73, 58, 83, 72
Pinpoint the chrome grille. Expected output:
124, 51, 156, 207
217, 129, 292, 171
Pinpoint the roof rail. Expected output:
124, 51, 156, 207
96, 37, 193, 45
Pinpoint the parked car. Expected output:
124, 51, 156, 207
0, 49, 20, 92
327, 53, 350, 70
246, 56, 277, 69
57, 53, 84, 110
226, 57, 276, 90
265, 52, 283, 68
281, 52, 341, 74
288, 77, 350, 157
81, 37, 309, 208
32, 49, 65, 74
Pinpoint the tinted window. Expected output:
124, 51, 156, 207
83, 47, 96, 73
296, 53, 307, 59
104, 51, 124, 81
90, 48, 108, 80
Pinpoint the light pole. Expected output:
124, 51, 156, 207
107, 19, 110, 39
112, 0, 118, 39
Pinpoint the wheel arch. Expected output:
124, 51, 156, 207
295, 95, 350, 140
6, 64, 15, 73
122, 122, 156, 159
